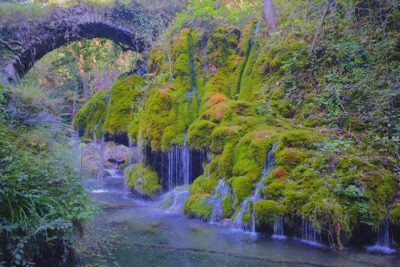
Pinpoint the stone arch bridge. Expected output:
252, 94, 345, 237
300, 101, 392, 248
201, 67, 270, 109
0, 3, 174, 84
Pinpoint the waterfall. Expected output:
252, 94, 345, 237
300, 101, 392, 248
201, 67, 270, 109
366, 217, 396, 254
168, 146, 179, 191
232, 142, 279, 234
300, 218, 323, 247
137, 131, 143, 162
97, 132, 105, 180
167, 133, 192, 191
93, 120, 101, 141
209, 179, 231, 223
253, 21, 262, 36
159, 185, 189, 213
236, 21, 261, 99
128, 141, 133, 166
182, 132, 190, 185
272, 217, 286, 239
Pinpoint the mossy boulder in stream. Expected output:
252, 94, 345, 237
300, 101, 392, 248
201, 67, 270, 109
125, 163, 161, 199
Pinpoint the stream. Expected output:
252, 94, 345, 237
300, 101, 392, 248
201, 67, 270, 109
71, 171, 400, 267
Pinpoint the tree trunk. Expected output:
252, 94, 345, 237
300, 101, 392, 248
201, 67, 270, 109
308, 0, 336, 56
263, 0, 277, 32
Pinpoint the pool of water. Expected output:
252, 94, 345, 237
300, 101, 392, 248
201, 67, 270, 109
75, 177, 399, 267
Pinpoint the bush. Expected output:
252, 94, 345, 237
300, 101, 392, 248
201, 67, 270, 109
0, 125, 93, 265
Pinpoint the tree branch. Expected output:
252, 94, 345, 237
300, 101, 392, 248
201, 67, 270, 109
0, 36, 21, 52
308, 0, 336, 56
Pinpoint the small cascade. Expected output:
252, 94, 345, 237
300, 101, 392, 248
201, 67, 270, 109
300, 219, 323, 247
159, 186, 189, 213
366, 217, 396, 254
182, 132, 191, 185
232, 142, 279, 234
209, 179, 231, 223
93, 120, 101, 141
167, 133, 192, 191
137, 131, 143, 162
272, 217, 286, 239
253, 21, 262, 36
97, 133, 105, 180
128, 141, 133, 166
71, 131, 81, 173
236, 21, 262, 98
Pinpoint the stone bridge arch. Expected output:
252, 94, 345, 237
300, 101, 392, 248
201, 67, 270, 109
0, 3, 170, 84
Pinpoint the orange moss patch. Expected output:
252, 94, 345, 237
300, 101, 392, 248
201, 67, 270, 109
206, 93, 227, 108
272, 166, 288, 180
159, 85, 173, 94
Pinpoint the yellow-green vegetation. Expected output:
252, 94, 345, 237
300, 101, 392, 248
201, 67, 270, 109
125, 163, 161, 198
184, 193, 212, 220
254, 200, 283, 227
72, 0, 400, 249
73, 75, 144, 139
72, 90, 109, 139
103, 75, 144, 135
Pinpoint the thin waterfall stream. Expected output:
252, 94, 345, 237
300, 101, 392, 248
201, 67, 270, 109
366, 217, 396, 254
232, 142, 279, 234
75, 135, 399, 267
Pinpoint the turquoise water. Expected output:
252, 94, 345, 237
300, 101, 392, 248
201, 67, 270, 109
75, 177, 399, 267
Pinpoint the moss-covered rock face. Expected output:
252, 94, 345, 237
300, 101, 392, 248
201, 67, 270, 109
187, 120, 216, 151
73, 8, 400, 248
254, 200, 283, 229
72, 91, 109, 139
73, 75, 144, 140
103, 75, 144, 136
184, 193, 212, 220
125, 163, 161, 199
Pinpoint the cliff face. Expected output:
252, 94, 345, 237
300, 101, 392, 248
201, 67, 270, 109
73, 1, 400, 248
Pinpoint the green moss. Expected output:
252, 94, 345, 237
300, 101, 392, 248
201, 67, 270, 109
390, 202, 400, 224
275, 147, 307, 168
254, 200, 283, 228
103, 75, 144, 135
279, 129, 322, 149
222, 195, 234, 218
238, 39, 258, 101
184, 193, 212, 220
128, 120, 140, 143
264, 180, 286, 200
245, 128, 280, 166
72, 90, 109, 139
189, 175, 217, 195
219, 143, 235, 178
268, 88, 293, 118
200, 93, 230, 123
232, 159, 260, 180
187, 120, 216, 151
301, 188, 349, 245
231, 176, 254, 204
125, 163, 161, 198
210, 125, 240, 154
141, 87, 174, 151
204, 71, 230, 96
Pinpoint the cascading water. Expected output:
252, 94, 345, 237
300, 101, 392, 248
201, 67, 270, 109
209, 179, 231, 224
272, 217, 286, 239
128, 141, 133, 166
93, 120, 101, 141
300, 218, 323, 247
167, 133, 191, 191
97, 132, 105, 180
159, 185, 189, 213
182, 132, 191, 185
232, 142, 279, 234
366, 217, 396, 254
